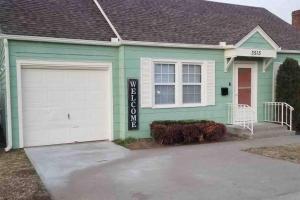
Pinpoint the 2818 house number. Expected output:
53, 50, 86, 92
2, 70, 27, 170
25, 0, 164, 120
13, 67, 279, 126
251, 50, 262, 56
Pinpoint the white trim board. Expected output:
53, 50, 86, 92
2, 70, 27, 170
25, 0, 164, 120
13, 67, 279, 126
145, 58, 214, 108
2, 33, 300, 52
92, 0, 122, 41
4, 39, 13, 151
0, 34, 234, 49
16, 60, 114, 148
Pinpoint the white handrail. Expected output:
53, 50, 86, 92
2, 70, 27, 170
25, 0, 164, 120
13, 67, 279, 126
227, 103, 254, 135
264, 102, 294, 131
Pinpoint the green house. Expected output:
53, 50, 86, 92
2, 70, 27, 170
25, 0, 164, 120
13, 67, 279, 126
1, 0, 300, 149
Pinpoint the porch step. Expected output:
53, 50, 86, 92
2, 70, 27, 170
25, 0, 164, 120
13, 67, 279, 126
227, 123, 295, 139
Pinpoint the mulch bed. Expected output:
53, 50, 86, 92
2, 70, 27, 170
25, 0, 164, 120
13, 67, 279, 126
244, 144, 300, 164
119, 133, 247, 150
0, 149, 51, 200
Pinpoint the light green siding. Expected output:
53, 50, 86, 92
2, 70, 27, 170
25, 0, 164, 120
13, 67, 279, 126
0, 39, 7, 142
240, 32, 274, 50
121, 46, 233, 139
6, 39, 300, 146
8, 40, 121, 148
276, 53, 300, 63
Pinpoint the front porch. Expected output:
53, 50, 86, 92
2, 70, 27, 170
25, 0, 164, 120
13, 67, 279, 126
227, 122, 295, 139
227, 102, 294, 137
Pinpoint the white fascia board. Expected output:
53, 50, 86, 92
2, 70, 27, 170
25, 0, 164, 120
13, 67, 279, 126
235, 25, 280, 50
0, 34, 121, 46
122, 40, 234, 49
0, 34, 237, 49
279, 50, 300, 54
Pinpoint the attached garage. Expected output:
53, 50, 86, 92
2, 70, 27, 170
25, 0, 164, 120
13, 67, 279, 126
17, 61, 113, 147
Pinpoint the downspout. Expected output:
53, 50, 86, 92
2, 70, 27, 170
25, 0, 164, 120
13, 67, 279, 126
4, 39, 12, 151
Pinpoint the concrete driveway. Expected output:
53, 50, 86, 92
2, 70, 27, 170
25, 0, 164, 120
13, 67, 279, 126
25, 136, 300, 200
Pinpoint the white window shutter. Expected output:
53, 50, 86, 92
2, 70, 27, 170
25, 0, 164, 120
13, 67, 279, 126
205, 61, 216, 106
140, 58, 153, 108
272, 62, 282, 101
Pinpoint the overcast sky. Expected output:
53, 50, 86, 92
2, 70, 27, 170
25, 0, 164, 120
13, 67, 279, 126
208, 0, 300, 24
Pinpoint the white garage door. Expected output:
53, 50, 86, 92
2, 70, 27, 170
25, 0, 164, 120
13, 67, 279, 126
21, 67, 111, 147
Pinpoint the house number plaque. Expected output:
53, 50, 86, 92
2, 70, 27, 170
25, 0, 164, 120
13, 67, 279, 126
128, 79, 139, 130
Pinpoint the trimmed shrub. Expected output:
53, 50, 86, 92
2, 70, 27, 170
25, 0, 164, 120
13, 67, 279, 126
182, 124, 202, 144
151, 120, 214, 126
276, 58, 300, 131
151, 124, 169, 144
202, 123, 227, 142
167, 124, 184, 144
150, 120, 227, 145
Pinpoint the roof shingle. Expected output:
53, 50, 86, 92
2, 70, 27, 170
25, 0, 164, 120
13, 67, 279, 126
98, 0, 300, 50
0, 0, 116, 41
1, 0, 300, 50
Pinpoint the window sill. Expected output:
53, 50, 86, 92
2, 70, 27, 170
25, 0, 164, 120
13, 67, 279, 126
152, 104, 206, 109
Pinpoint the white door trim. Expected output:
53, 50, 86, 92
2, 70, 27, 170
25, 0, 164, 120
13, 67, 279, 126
16, 60, 114, 148
233, 61, 258, 122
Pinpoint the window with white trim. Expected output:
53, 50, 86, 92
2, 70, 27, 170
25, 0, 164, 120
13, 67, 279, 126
182, 64, 202, 104
140, 58, 215, 108
153, 62, 203, 107
154, 63, 176, 105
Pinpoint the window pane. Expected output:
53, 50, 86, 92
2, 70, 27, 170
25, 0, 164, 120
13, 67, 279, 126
162, 64, 169, 73
155, 85, 175, 104
183, 85, 201, 103
169, 74, 175, 82
155, 64, 161, 73
183, 74, 189, 82
183, 64, 189, 73
169, 65, 175, 73
189, 65, 195, 73
195, 74, 201, 83
182, 64, 201, 83
155, 63, 175, 84
155, 74, 162, 83
162, 74, 169, 83
195, 65, 201, 74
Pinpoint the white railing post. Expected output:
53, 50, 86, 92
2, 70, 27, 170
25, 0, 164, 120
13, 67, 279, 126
227, 103, 254, 135
290, 109, 293, 131
281, 103, 284, 126
264, 102, 294, 131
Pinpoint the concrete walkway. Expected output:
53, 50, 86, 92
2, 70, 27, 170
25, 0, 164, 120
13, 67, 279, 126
25, 136, 300, 200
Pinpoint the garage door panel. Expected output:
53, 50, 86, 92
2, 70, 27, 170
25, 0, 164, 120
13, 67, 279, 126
45, 70, 67, 89
68, 91, 87, 108
22, 69, 45, 88
23, 109, 51, 125
66, 70, 88, 89
22, 67, 110, 147
23, 88, 47, 108
47, 90, 68, 108
24, 128, 50, 147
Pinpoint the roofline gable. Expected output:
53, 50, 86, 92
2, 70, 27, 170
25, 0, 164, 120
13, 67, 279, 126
235, 25, 281, 50
92, 0, 122, 41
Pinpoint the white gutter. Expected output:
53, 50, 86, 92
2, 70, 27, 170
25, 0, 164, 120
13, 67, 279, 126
0, 34, 236, 50
92, 0, 122, 41
122, 40, 234, 49
0, 34, 120, 46
279, 50, 300, 54
3, 39, 12, 152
